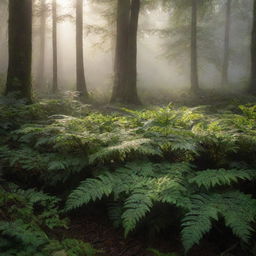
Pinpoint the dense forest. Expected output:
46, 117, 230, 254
1, 0, 256, 255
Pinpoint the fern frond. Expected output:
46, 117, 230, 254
189, 169, 256, 189
89, 138, 161, 164
65, 174, 114, 211
220, 192, 256, 242
122, 189, 154, 237
182, 191, 256, 252
181, 194, 219, 252
0, 220, 49, 248
108, 202, 123, 228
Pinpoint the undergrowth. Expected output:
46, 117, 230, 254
1, 98, 256, 254
0, 182, 101, 256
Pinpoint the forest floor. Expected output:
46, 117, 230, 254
62, 212, 218, 256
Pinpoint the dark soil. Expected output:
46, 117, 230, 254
59, 214, 220, 256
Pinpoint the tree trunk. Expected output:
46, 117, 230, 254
6, 0, 32, 102
52, 0, 58, 93
190, 0, 199, 93
76, 0, 88, 99
111, 0, 141, 104
221, 0, 232, 88
126, 0, 140, 104
111, 0, 130, 103
36, 0, 46, 92
250, 0, 256, 94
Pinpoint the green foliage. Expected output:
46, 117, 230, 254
44, 239, 102, 256
0, 184, 67, 229
2, 100, 256, 254
66, 160, 256, 252
0, 184, 100, 256
182, 192, 256, 252
189, 169, 256, 189
148, 248, 178, 256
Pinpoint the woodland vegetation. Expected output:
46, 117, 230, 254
1, 0, 256, 256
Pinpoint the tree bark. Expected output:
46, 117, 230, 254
126, 0, 140, 104
6, 0, 32, 102
250, 0, 256, 94
111, 0, 130, 103
52, 0, 58, 93
190, 0, 199, 93
111, 0, 141, 104
76, 0, 88, 99
36, 0, 46, 92
221, 0, 232, 88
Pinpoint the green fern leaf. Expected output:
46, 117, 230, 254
182, 191, 256, 252
65, 174, 114, 211
122, 189, 153, 237
181, 194, 219, 252
189, 169, 256, 189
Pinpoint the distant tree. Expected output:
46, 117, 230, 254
36, 0, 47, 91
160, 0, 213, 93
52, 0, 58, 93
0, 0, 8, 75
111, 0, 141, 104
6, 0, 32, 102
76, 0, 88, 100
221, 0, 232, 88
190, 0, 199, 93
126, 0, 140, 102
250, 0, 256, 94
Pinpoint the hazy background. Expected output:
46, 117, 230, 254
0, 0, 253, 100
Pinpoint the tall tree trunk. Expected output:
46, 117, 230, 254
190, 0, 199, 93
126, 0, 140, 104
6, 0, 32, 102
36, 0, 46, 92
111, 0, 130, 103
221, 0, 232, 88
52, 0, 58, 93
111, 0, 141, 104
76, 0, 88, 99
250, 0, 256, 94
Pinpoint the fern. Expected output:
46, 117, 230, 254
122, 188, 154, 236
181, 192, 256, 252
89, 138, 162, 164
219, 192, 256, 241
148, 248, 178, 256
108, 202, 123, 228
44, 239, 103, 256
0, 184, 99, 256
181, 194, 219, 252
189, 169, 256, 189
65, 174, 115, 211
2, 101, 256, 255
66, 162, 193, 235
0, 220, 49, 248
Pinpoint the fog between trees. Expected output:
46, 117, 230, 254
0, 0, 254, 102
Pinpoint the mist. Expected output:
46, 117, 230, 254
0, 0, 254, 102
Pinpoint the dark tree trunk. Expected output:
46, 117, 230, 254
76, 0, 88, 99
111, 0, 130, 103
126, 0, 140, 104
190, 0, 199, 93
6, 0, 32, 102
52, 0, 58, 93
221, 0, 232, 88
36, 0, 46, 91
111, 0, 141, 104
250, 0, 256, 94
